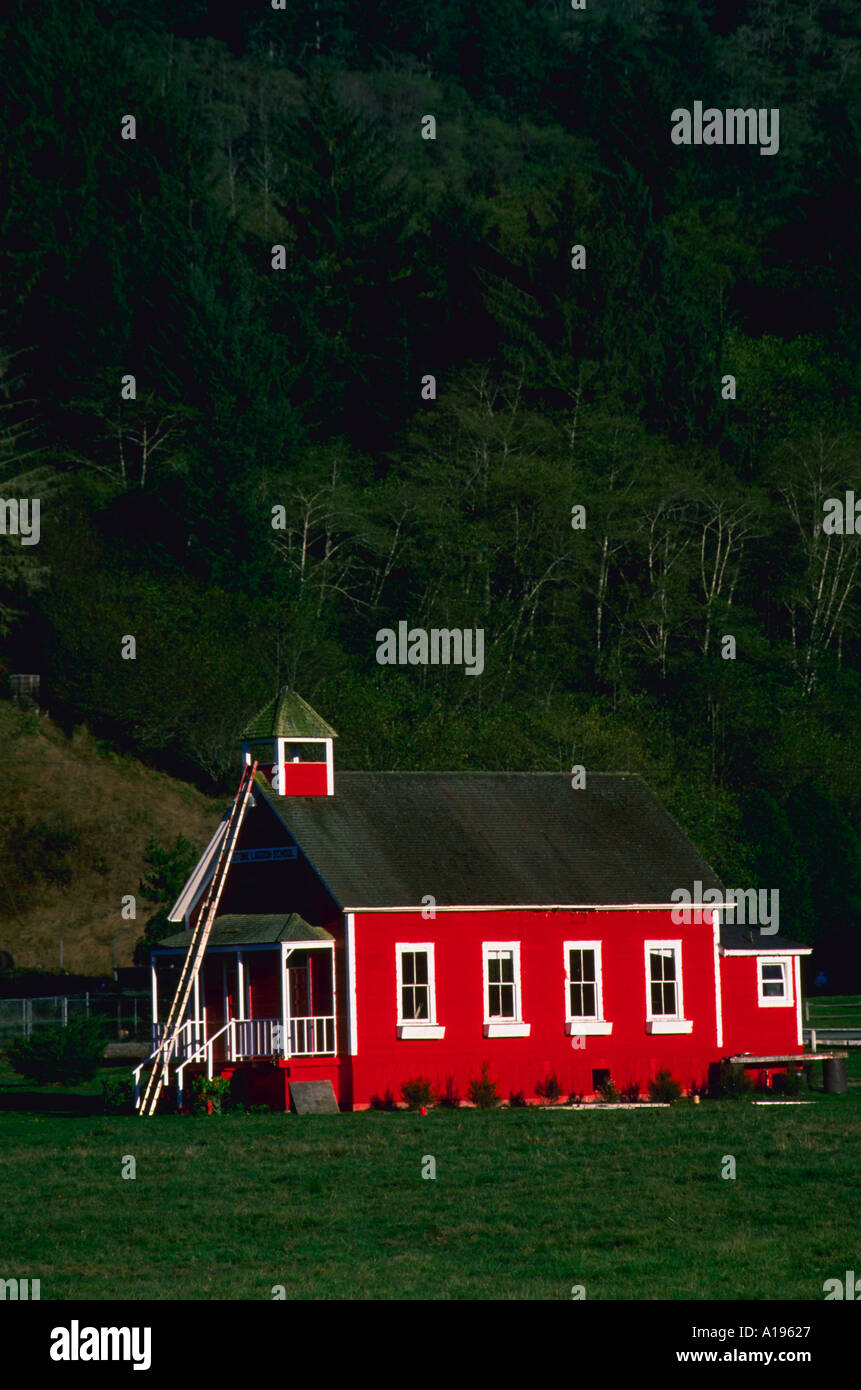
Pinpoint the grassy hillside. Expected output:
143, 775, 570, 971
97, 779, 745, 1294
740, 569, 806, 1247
0, 700, 221, 974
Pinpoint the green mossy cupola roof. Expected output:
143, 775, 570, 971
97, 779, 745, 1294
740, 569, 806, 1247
242, 688, 338, 741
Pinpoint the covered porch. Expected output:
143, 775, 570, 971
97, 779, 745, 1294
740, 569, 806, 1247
142, 914, 338, 1106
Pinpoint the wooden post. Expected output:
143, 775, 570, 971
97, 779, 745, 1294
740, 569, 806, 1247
237, 951, 245, 1058
280, 944, 289, 1061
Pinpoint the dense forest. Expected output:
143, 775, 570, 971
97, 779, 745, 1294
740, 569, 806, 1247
0, 0, 860, 976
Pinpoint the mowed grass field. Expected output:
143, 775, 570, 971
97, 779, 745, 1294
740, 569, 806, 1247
1, 1090, 859, 1300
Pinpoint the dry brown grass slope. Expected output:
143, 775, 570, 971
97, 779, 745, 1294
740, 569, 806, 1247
0, 700, 222, 973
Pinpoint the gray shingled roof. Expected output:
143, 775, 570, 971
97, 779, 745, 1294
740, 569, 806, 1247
156, 913, 333, 950
257, 772, 724, 908
243, 689, 338, 741
719, 923, 811, 953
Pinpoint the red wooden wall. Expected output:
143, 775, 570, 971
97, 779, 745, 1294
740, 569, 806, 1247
719, 954, 802, 1059
348, 907, 726, 1106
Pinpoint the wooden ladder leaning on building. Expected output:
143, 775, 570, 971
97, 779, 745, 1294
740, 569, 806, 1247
137, 759, 258, 1117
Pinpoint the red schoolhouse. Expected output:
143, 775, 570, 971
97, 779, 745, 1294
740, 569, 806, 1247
149, 690, 809, 1109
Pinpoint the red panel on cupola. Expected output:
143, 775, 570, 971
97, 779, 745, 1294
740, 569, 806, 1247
256, 762, 328, 795
281, 761, 328, 795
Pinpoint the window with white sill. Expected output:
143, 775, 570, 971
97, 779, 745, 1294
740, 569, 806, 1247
396, 945, 444, 1039
482, 944, 530, 1038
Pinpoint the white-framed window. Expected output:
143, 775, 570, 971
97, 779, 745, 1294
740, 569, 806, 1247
758, 957, 793, 1007
482, 943, 530, 1038
644, 941, 692, 1034
563, 942, 612, 1035
396, 944, 444, 1039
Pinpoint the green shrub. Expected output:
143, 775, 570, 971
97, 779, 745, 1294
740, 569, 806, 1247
467, 1062, 501, 1109
535, 1073, 562, 1103
190, 1075, 231, 1114
6, 1016, 107, 1084
598, 1078, 621, 1103
370, 1087, 398, 1111
102, 1071, 135, 1114
647, 1068, 682, 1103
621, 1080, 641, 1101
437, 1074, 461, 1108
508, 1089, 527, 1107
401, 1076, 436, 1110
0, 815, 81, 889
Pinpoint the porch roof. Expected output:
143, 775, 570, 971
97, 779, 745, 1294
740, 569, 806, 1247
156, 913, 334, 950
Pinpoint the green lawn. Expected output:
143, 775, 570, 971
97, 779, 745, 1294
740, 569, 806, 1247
0, 1056, 116, 1095
1, 1094, 859, 1300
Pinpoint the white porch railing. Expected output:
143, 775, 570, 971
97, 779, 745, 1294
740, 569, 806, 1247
152, 1018, 205, 1060
291, 1015, 335, 1055
232, 1018, 283, 1059
231, 1017, 335, 1057
150, 1014, 336, 1061
137, 1013, 337, 1107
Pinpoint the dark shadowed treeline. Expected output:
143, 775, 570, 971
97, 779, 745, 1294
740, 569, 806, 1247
0, 0, 859, 962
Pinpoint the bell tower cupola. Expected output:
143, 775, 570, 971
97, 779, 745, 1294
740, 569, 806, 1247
241, 689, 337, 796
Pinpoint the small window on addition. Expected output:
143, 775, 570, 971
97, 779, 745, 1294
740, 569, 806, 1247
592, 1069, 611, 1092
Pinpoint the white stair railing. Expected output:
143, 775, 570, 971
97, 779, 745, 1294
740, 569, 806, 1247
176, 1020, 236, 1109
134, 1020, 198, 1109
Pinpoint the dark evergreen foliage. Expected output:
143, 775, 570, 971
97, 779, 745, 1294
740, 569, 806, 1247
0, 1, 859, 979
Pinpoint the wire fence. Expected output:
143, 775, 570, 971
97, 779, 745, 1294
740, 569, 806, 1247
0, 993, 151, 1044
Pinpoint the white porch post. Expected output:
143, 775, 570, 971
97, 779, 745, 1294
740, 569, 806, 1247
325, 738, 334, 795
345, 913, 358, 1056
237, 950, 245, 1059
150, 961, 158, 1041
284, 947, 294, 1059
221, 958, 230, 1061
193, 971, 201, 1050
330, 943, 338, 1054
280, 943, 290, 1060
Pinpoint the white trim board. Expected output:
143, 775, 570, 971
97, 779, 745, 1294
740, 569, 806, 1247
712, 909, 724, 1049
721, 947, 812, 956
345, 912, 358, 1056
167, 817, 229, 922
343, 902, 730, 913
